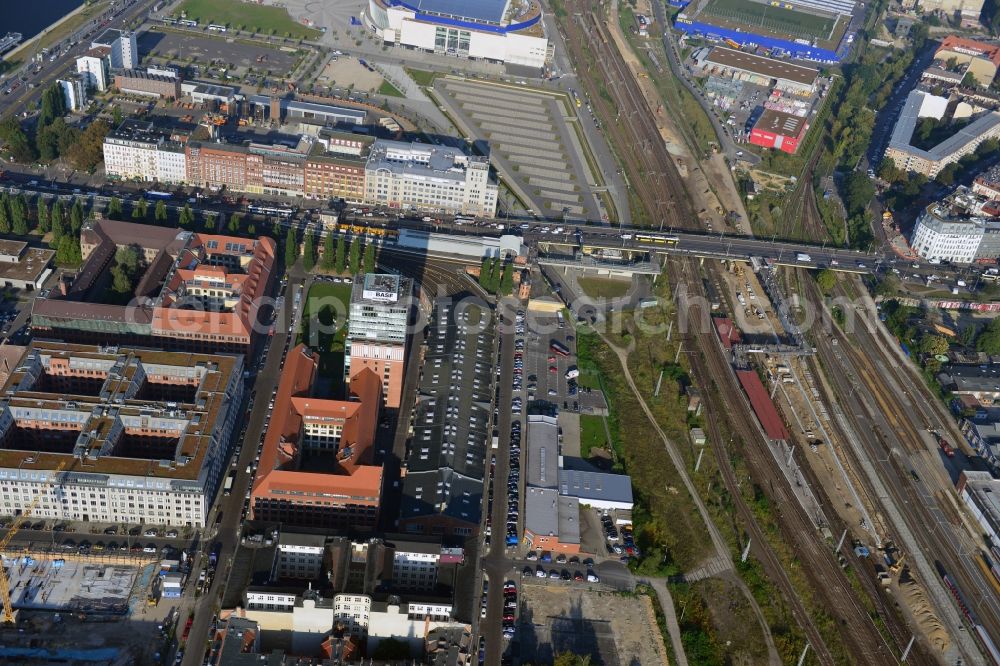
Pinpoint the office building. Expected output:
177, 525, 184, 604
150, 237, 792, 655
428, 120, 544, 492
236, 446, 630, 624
365, 0, 550, 68
250, 345, 384, 530
0, 342, 243, 527
344, 273, 412, 409
75, 46, 112, 91
909, 186, 1000, 263
57, 76, 87, 112
92, 28, 137, 70
364, 140, 499, 217
115, 70, 182, 99
31, 219, 276, 352
885, 90, 1000, 177
103, 120, 187, 184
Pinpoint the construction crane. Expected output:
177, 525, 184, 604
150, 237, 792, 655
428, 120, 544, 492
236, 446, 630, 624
0, 461, 65, 624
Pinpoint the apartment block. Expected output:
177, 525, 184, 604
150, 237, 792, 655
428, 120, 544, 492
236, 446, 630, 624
103, 120, 187, 184
0, 342, 243, 527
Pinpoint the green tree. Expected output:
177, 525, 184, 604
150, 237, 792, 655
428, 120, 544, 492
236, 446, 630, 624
977, 319, 1000, 355
227, 213, 241, 234
107, 197, 123, 220
334, 236, 346, 273
54, 234, 82, 267
960, 324, 978, 348
179, 203, 194, 228
50, 200, 65, 243
963, 72, 981, 88
132, 199, 148, 220
247, 222, 256, 236
841, 171, 875, 218
203, 213, 216, 231
38, 84, 66, 128
362, 241, 375, 274
936, 163, 960, 186
322, 232, 335, 269
64, 120, 110, 171
36, 198, 49, 234
348, 236, 361, 274
488, 257, 501, 293
284, 228, 299, 268
10, 194, 27, 235
70, 199, 84, 235
36, 118, 78, 162
499, 262, 513, 296
155, 200, 168, 224
919, 333, 950, 356
0, 117, 37, 163
815, 268, 837, 294
271, 220, 282, 238
371, 638, 409, 661
303, 233, 315, 272
0, 192, 10, 234
478, 258, 491, 290
876, 158, 903, 184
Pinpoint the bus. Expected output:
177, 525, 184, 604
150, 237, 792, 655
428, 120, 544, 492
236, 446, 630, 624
223, 472, 235, 496
145, 190, 173, 200
207, 23, 227, 32
550, 340, 570, 357
248, 203, 295, 218
556, 311, 565, 329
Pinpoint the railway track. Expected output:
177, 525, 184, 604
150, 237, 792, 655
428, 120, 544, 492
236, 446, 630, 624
802, 277, 1000, 662
560, 0, 695, 230
674, 257, 924, 664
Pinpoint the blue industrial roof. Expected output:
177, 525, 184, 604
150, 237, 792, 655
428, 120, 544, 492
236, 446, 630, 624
416, 0, 508, 23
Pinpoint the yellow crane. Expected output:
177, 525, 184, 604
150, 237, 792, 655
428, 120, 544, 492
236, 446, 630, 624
0, 461, 65, 624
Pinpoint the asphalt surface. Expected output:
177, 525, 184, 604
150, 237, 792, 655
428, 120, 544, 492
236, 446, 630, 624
177, 269, 305, 666
0, 0, 150, 118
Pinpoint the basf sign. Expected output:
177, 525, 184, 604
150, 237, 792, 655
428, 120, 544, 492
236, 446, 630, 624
362, 274, 400, 302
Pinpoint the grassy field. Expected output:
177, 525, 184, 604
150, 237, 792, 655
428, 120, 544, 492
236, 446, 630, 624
700, 0, 839, 41
578, 276, 632, 299
176, 0, 321, 39
580, 414, 609, 459
378, 80, 404, 97
298, 281, 351, 392
405, 68, 441, 87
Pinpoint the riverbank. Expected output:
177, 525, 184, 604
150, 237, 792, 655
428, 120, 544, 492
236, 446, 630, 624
3, 0, 110, 64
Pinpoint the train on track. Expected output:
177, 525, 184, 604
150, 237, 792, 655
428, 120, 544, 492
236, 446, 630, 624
633, 233, 680, 245
938, 561, 1000, 664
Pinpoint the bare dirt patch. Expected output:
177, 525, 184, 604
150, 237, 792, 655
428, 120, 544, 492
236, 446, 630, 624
516, 584, 667, 665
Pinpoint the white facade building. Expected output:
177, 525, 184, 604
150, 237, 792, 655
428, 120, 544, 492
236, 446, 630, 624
365, 0, 549, 68
275, 533, 326, 579
391, 542, 441, 590
57, 77, 87, 111
911, 204, 986, 264
119, 31, 138, 70
0, 343, 243, 528
76, 47, 112, 91
103, 121, 187, 183
364, 139, 498, 217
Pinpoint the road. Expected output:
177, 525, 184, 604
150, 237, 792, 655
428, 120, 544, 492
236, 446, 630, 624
650, 1, 757, 165
0, 0, 150, 118
179, 268, 304, 666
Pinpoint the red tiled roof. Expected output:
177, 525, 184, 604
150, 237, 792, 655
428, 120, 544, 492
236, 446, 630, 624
937, 36, 1000, 66
735, 370, 790, 440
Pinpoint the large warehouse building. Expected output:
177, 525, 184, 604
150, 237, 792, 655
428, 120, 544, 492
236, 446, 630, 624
0, 342, 243, 527
365, 0, 550, 68
749, 108, 809, 154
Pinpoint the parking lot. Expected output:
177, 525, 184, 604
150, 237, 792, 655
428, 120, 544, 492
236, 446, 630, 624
519, 310, 582, 413
138, 29, 301, 78
434, 78, 602, 220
